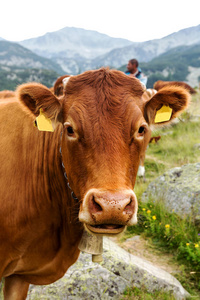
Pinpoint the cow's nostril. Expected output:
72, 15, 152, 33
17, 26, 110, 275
124, 197, 135, 214
90, 196, 103, 213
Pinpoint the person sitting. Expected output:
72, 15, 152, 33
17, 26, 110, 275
125, 58, 147, 87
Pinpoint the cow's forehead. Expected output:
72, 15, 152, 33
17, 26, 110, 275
63, 91, 144, 124
63, 69, 144, 120
64, 68, 144, 100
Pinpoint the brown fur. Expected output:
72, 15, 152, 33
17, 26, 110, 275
53, 74, 70, 96
144, 85, 190, 124
0, 68, 190, 299
0, 90, 15, 99
154, 80, 196, 94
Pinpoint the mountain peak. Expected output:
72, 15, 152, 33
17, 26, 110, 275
20, 27, 133, 60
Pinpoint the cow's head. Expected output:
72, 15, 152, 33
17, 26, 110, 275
17, 68, 190, 235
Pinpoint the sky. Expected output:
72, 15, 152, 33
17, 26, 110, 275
1, 0, 200, 43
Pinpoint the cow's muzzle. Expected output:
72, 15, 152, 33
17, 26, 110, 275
79, 189, 138, 235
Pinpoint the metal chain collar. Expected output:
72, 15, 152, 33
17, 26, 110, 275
59, 132, 79, 201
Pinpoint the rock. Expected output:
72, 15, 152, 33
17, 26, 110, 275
194, 143, 200, 150
126, 235, 141, 242
142, 163, 200, 221
27, 238, 190, 300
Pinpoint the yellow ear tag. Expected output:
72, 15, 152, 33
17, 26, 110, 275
35, 109, 54, 132
154, 105, 172, 123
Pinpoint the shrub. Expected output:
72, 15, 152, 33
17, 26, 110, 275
127, 199, 200, 272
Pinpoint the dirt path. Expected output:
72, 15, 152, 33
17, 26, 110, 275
110, 235, 181, 275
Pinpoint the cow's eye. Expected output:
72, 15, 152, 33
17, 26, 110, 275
138, 126, 145, 134
67, 126, 74, 134
66, 125, 75, 137
64, 122, 77, 139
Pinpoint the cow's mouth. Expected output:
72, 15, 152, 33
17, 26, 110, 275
86, 224, 125, 234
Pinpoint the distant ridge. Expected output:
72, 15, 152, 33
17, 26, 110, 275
89, 24, 200, 70
20, 27, 132, 59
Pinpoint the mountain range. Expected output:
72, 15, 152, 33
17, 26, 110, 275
19, 25, 200, 75
0, 24, 200, 90
19, 27, 132, 74
20, 27, 132, 59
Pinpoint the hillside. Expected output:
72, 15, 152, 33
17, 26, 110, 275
0, 40, 64, 74
0, 65, 60, 90
119, 44, 200, 88
143, 44, 200, 87
0, 40, 64, 90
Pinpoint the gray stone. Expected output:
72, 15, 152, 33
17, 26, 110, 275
126, 235, 141, 242
142, 163, 200, 221
27, 238, 190, 300
194, 143, 200, 150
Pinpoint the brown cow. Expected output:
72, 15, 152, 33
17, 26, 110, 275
0, 90, 15, 99
153, 80, 196, 94
0, 68, 190, 299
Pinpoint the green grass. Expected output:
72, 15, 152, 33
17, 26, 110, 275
121, 286, 176, 300
148, 118, 200, 163
124, 199, 200, 296
127, 199, 200, 268
0, 281, 3, 298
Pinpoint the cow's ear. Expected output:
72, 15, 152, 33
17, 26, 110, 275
54, 75, 70, 96
17, 83, 63, 129
144, 85, 190, 125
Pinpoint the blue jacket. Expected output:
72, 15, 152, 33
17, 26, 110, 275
125, 68, 147, 86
